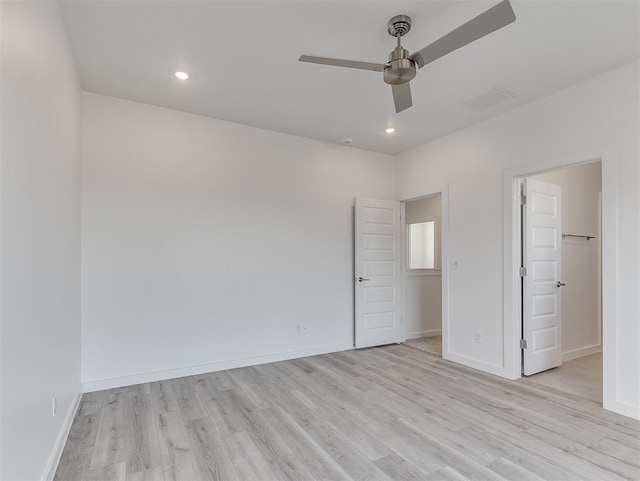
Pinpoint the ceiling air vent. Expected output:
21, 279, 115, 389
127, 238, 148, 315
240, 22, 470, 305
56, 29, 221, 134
462, 86, 519, 111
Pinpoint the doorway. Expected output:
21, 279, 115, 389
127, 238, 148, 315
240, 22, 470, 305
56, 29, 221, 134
402, 193, 443, 357
519, 161, 603, 401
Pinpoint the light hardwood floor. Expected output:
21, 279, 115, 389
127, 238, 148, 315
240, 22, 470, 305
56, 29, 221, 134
525, 352, 603, 403
55, 345, 640, 481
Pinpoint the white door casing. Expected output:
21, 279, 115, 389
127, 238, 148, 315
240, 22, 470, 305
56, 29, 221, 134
523, 179, 563, 375
355, 198, 402, 348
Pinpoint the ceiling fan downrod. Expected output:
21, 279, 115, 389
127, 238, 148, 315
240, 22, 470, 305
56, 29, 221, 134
384, 15, 416, 86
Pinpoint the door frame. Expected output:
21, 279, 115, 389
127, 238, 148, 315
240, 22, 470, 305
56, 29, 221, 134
503, 145, 618, 410
399, 186, 450, 361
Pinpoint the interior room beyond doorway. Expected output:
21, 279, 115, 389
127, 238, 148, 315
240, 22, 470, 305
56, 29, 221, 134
402, 193, 443, 357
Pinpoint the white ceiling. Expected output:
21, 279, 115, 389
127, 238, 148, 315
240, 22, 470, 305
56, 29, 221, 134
60, 0, 639, 155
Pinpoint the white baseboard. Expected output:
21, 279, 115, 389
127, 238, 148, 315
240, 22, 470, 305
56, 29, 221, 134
42, 388, 82, 481
405, 329, 442, 340
444, 351, 512, 379
604, 398, 640, 420
562, 344, 602, 362
83, 342, 354, 392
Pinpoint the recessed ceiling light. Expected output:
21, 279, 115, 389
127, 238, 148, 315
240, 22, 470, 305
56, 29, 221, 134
174, 71, 189, 80
385, 127, 396, 134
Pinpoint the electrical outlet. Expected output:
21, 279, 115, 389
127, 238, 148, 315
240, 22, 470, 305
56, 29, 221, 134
296, 324, 308, 334
451, 260, 460, 270
52, 395, 57, 418
474, 331, 482, 344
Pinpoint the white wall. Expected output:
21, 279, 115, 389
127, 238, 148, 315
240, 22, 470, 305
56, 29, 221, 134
404, 195, 442, 338
533, 162, 602, 361
395, 61, 639, 418
81, 93, 394, 390
0, 2, 82, 480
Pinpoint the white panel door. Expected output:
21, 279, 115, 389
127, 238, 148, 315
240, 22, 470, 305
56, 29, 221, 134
523, 179, 563, 375
355, 198, 402, 348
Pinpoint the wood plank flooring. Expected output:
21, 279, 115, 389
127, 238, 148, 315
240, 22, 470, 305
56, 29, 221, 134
55, 345, 640, 481
525, 352, 603, 403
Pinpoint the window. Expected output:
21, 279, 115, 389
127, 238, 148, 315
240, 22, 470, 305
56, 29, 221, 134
407, 221, 435, 269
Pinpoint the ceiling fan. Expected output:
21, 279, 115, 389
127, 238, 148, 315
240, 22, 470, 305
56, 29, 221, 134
299, 0, 516, 113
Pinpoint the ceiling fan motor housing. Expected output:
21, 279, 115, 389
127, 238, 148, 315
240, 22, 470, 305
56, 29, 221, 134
384, 46, 417, 85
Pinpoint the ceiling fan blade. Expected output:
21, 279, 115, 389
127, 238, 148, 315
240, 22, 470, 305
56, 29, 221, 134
410, 0, 516, 69
299, 55, 386, 72
392, 83, 412, 113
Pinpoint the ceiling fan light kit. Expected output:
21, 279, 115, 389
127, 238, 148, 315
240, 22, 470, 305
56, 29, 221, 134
299, 0, 516, 114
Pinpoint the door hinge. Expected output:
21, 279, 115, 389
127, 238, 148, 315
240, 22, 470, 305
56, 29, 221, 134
519, 266, 527, 277
520, 194, 527, 205
520, 339, 528, 349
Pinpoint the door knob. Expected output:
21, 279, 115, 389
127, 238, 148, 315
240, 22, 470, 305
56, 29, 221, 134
556, 281, 566, 288
357, 277, 371, 282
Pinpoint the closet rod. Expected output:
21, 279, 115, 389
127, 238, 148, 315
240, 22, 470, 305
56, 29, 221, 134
562, 233, 596, 240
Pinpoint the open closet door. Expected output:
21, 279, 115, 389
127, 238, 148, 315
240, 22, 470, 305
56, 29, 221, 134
522, 179, 563, 375
354, 198, 402, 348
